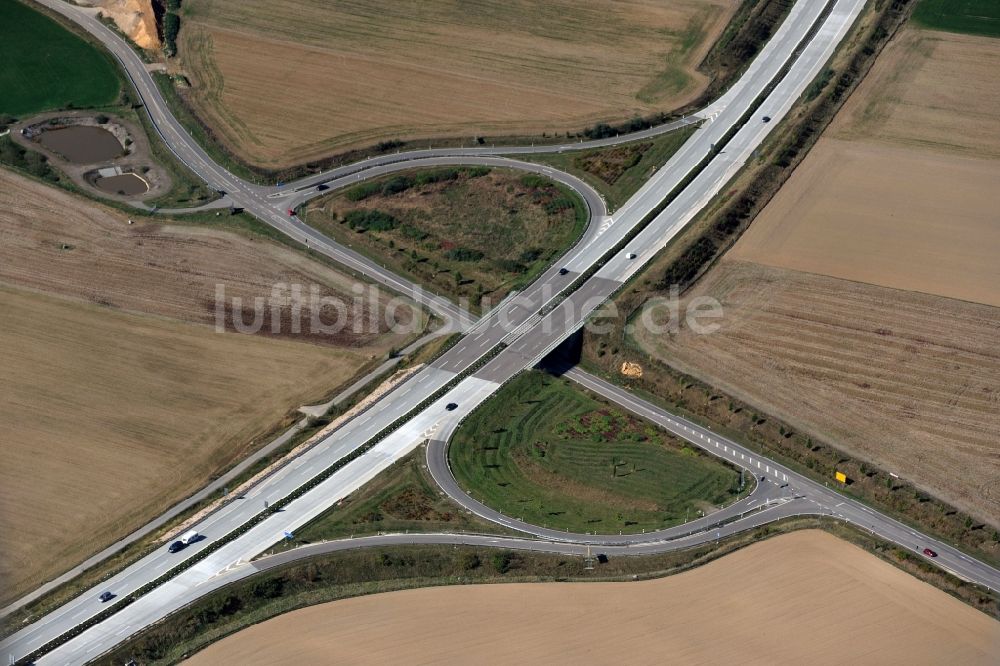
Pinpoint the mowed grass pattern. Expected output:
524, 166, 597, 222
0, 0, 120, 116
450, 372, 741, 533
912, 0, 1000, 37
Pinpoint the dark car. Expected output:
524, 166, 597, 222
168, 540, 186, 553
98, 591, 114, 603
762, 116, 772, 123
922, 548, 938, 558
558, 268, 569, 276
445, 402, 458, 411
316, 183, 329, 191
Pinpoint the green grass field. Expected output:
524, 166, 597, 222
449, 372, 744, 534
304, 167, 587, 309
0, 0, 120, 117
912, 0, 1000, 37
522, 124, 697, 212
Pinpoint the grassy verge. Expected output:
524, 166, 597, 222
93, 517, 1000, 665
579, 0, 1000, 568
151, 72, 260, 182
912, 0, 1000, 37
132, 108, 218, 209
302, 166, 588, 310
0, 0, 120, 116
518, 124, 698, 212
448, 371, 746, 534
694, 0, 796, 104
293, 445, 509, 544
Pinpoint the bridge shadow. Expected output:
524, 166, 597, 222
535, 329, 583, 377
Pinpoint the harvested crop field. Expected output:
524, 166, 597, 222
634, 260, 1000, 524
733, 27, 1000, 308
0, 170, 416, 603
0, 285, 369, 602
185, 530, 1000, 665
831, 28, 1000, 158
0, 169, 419, 347
178, 0, 735, 166
729, 138, 1000, 306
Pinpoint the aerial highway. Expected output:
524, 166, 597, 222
6, 0, 999, 663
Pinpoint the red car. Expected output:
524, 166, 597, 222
922, 548, 937, 558
287, 209, 296, 216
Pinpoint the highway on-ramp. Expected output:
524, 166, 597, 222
6, 1, 999, 663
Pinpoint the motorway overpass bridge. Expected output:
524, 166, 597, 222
6, 1, 999, 663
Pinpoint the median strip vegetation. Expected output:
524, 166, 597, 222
449, 371, 746, 534
10, 2, 930, 659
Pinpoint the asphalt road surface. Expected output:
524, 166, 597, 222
0, 0, 889, 660
7, 1, 998, 663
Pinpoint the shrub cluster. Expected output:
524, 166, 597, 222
344, 209, 398, 232
163, 12, 180, 57
445, 247, 484, 262
344, 168, 470, 201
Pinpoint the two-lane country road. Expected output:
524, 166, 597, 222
7, 1, 999, 663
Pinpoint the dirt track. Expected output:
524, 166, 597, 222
185, 530, 1000, 665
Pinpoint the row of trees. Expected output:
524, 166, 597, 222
163, 1, 181, 57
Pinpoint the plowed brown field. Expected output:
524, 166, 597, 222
0, 169, 418, 347
178, 0, 735, 166
0, 170, 413, 603
185, 530, 1000, 665
635, 260, 1000, 524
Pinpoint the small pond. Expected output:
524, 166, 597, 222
94, 173, 148, 196
37, 125, 123, 163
